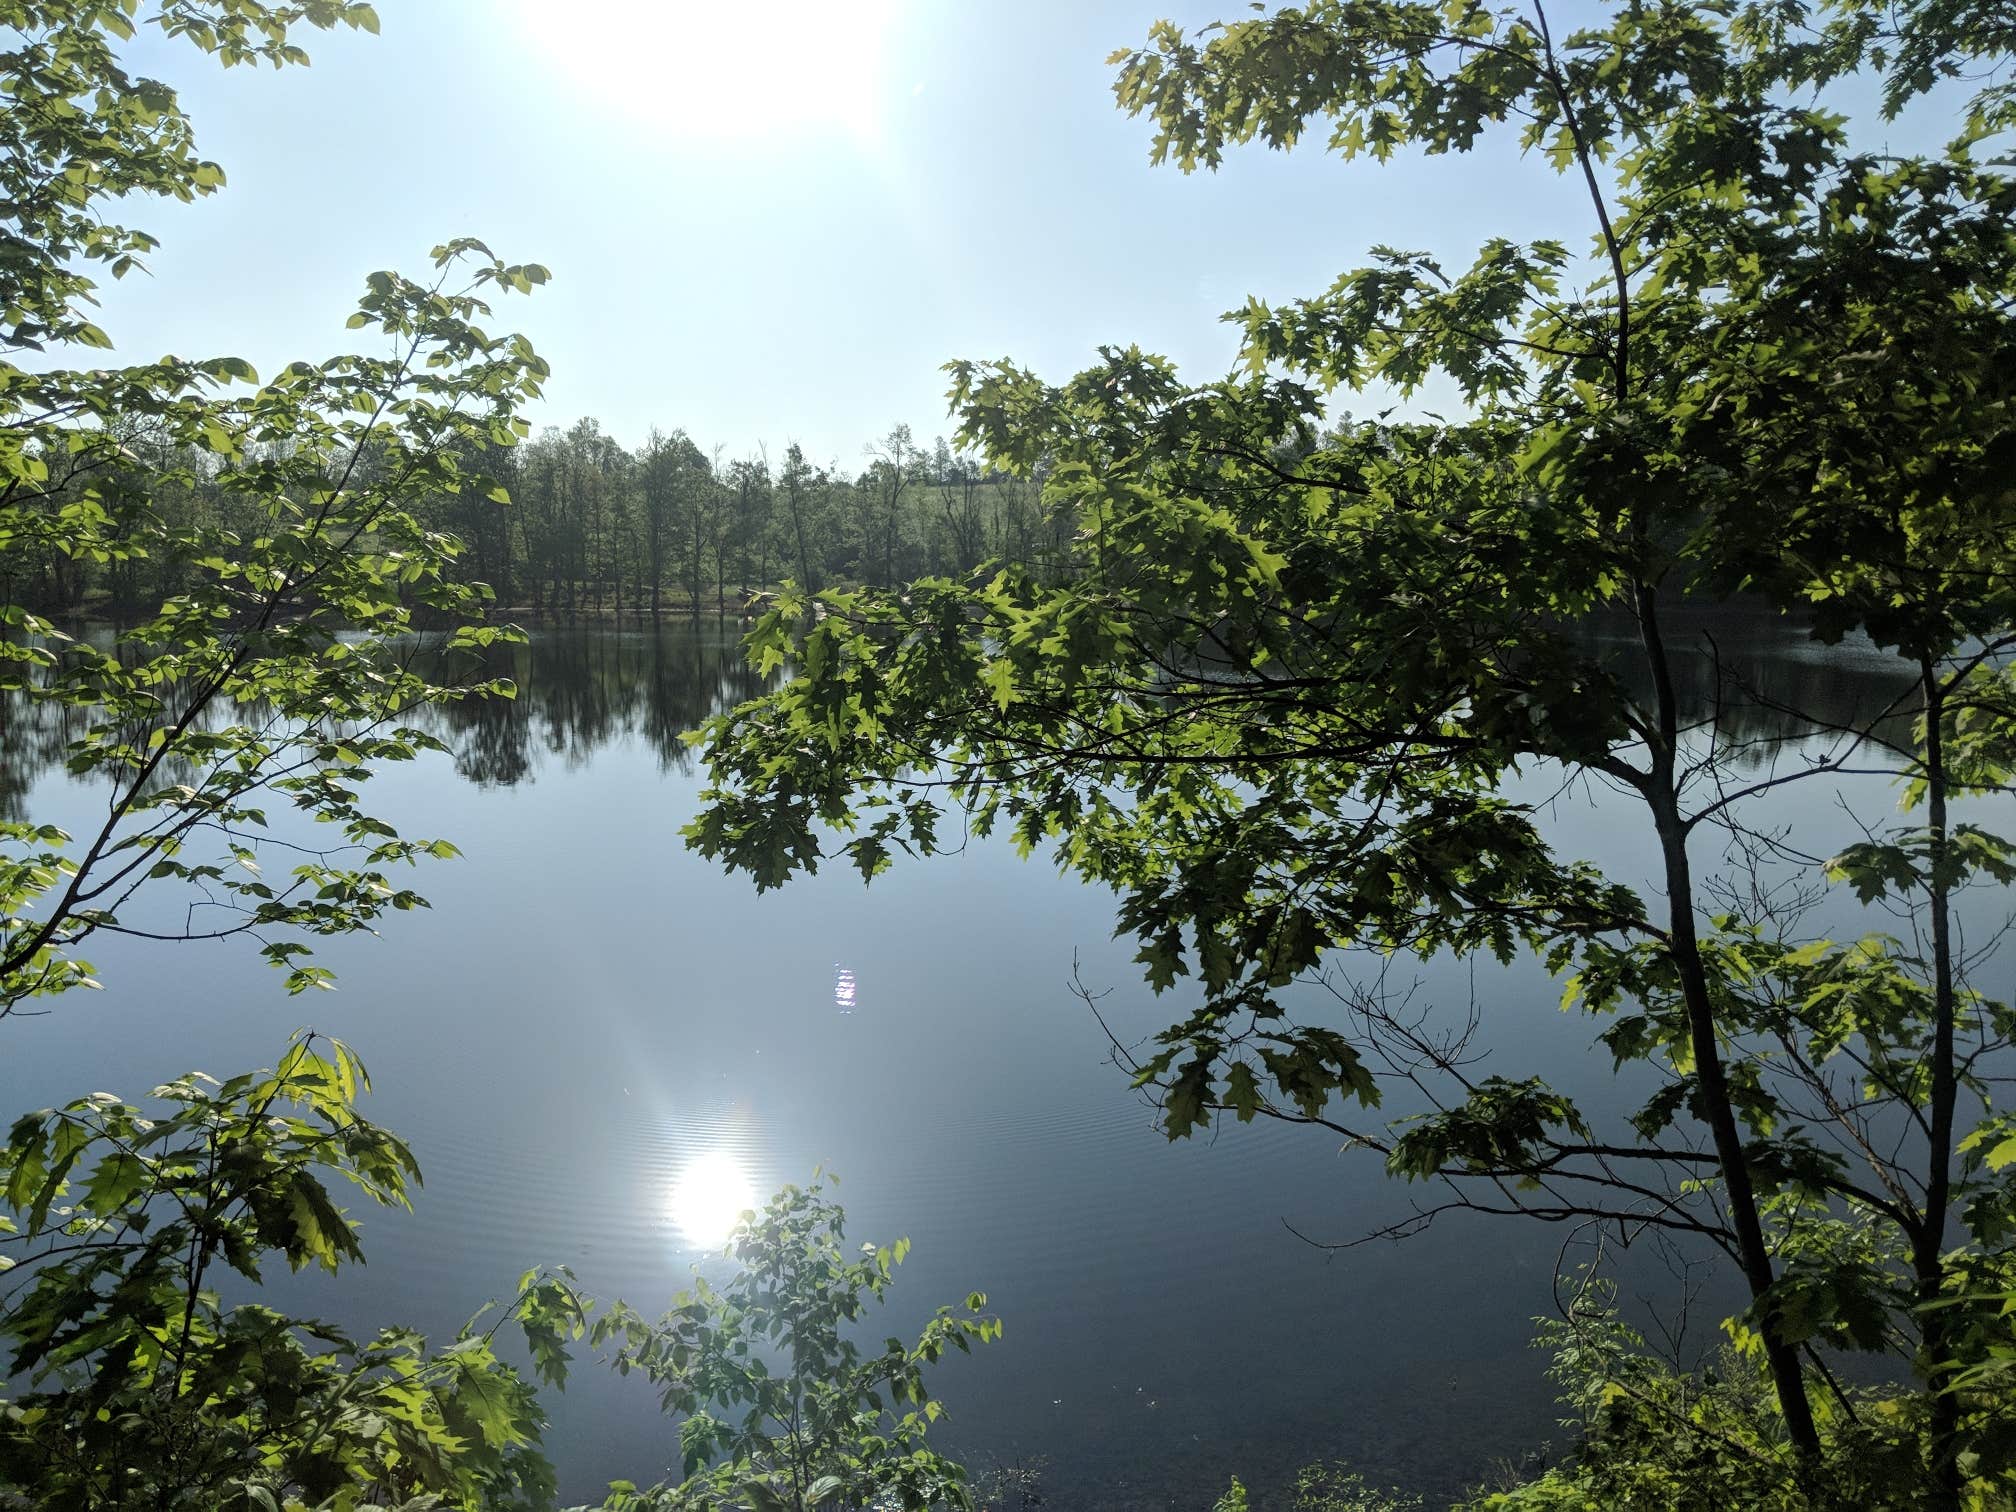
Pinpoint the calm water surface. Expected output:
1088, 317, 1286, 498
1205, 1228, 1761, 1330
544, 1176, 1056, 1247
0, 614, 1949, 1507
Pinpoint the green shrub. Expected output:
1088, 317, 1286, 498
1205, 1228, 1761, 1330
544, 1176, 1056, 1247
593, 1175, 1000, 1511
1463, 1286, 2016, 1512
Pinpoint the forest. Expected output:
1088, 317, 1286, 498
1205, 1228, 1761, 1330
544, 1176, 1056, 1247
0, 416, 1062, 620
4, 0, 2016, 1509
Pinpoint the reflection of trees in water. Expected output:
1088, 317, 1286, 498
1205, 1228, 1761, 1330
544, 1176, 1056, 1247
2, 609, 1927, 810
431, 621, 767, 788
1574, 601, 1921, 769
1, 622, 768, 809
0, 693, 80, 817
0, 626, 301, 818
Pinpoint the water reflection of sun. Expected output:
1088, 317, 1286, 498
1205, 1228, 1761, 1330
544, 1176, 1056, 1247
665, 1148, 757, 1249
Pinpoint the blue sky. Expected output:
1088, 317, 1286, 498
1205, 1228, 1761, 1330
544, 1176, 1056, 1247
95, 1, 1920, 470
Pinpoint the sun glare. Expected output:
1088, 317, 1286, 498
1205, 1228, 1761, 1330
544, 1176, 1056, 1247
525, 0, 899, 143
665, 1148, 758, 1249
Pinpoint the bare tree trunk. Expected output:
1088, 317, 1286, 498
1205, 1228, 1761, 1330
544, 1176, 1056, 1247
1637, 583, 1823, 1473
1915, 656, 1962, 1511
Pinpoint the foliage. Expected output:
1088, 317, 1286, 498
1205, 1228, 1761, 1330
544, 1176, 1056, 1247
0, 1036, 996, 1512
0, 1036, 997, 1512
1292, 1462, 1424, 1512
0, 0, 553, 1014
1210, 1461, 1424, 1510
0, 12, 1013, 1512
1462, 1283, 2016, 1512
687, 0, 2016, 1503
2, 404, 1058, 625
0, 7, 589, 1510
592, 1176, 999, 1512
0, 1031, 592, 1511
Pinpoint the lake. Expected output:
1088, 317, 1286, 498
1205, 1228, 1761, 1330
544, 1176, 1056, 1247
0, 613, 1946, 1507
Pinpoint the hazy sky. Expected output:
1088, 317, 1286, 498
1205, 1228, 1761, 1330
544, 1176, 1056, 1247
94, 1, 1916, 469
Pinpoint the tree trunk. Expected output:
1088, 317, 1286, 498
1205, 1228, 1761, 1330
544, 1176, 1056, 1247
1915, 657, 1962, 1511
790, 496, 815, 593
1637, 583, 1823, 1476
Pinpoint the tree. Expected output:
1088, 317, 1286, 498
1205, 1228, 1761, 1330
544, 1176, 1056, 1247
777, 442, 823, 594
562, 418, 630, 617
0, 1043, 999, 1512
0, 0, 551, 1015
862, 423, 916, 588
0, 1032, 590, 1511
676, 445, 726, 619
640, 427, 700, 617
433, 436, 523, 609
726, 450, 773, 605
593, 1176, 999, 1512
931, 443, 988, 576
0, 6, 580, 1496
688, 3, 2016, 1504
0, 10, 1008, 1510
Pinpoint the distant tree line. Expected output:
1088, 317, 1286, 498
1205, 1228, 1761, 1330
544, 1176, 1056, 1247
0, 416, 1066, 619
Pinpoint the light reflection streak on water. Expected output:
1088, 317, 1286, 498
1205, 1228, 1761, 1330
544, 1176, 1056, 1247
664, 1147, 758, 1249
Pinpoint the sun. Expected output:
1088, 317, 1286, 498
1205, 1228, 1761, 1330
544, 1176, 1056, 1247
665, 1148, 758, 1249
522, 0, 900, 144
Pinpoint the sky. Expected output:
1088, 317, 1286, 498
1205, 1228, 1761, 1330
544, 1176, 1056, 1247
93, 0, 1936, 471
